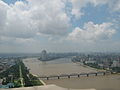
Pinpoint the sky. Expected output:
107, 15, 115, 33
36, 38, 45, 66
0, 0, 120, 53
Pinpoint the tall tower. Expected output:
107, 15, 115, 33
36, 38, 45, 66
41, 50, 47, 61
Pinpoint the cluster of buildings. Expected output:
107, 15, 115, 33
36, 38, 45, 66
0, 58, 15, 73
111, 59, 120, 67
71, 53, 120, 70
0, 57, 16, 88
40, 51, 120, 70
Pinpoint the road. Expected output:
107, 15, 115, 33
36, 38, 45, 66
19, 65, 24, 87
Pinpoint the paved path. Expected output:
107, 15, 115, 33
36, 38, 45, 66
19, 65, 24, 87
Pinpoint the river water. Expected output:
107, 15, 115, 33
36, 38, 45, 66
23, 58, 120, 90
23, 58, 97, 76
44, 75, 120, 90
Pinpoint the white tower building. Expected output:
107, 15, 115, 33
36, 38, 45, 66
41, 50, 47, 60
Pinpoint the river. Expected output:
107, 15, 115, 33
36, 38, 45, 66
23, 58, 120, 90
23, 57, 97, 76
44, 75, 120, 90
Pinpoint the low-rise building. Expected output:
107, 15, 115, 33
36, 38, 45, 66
111, 60, 120, 67
85, 60, 96, 64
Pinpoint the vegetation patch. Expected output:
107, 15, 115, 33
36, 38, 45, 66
0, 59, 43, 88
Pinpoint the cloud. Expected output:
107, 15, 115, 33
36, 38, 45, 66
0, 0, 119, 52
67, 22, 116, 42
70, 0, 120, 19
0, 0, 119, 39
0, 1, 9, 32
109, 0, 120, 12
0, 0, 37, 39
0, 0, 70, 40
70, 0, 88, 19
27, 0, 71, 36
91, 0, 120, 12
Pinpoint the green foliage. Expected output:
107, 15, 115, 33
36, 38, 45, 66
14, 80, 21, 87
85, 63, 101, 69
0, 59, 43, 88
0, 64, 19, 78
29, 74, 43, 86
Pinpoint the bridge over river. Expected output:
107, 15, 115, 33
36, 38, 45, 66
38, 71, 111, 80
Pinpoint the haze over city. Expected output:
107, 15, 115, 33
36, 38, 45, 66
0, 0, 120, 53
0, 0, 120, 90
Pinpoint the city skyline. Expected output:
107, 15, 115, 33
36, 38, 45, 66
0, 0, 120, 53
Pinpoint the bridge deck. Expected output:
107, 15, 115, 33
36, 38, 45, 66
38, 72, 111, 80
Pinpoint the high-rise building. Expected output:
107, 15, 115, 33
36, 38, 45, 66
41, 50, 47, 61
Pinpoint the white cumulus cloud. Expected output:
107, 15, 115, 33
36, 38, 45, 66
70, 0, 120, 19
67, 22, 116, 42
0, 0, 119, 52
0, 0, 70, 40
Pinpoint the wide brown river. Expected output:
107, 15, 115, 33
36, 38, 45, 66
23, 58, 120, 90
